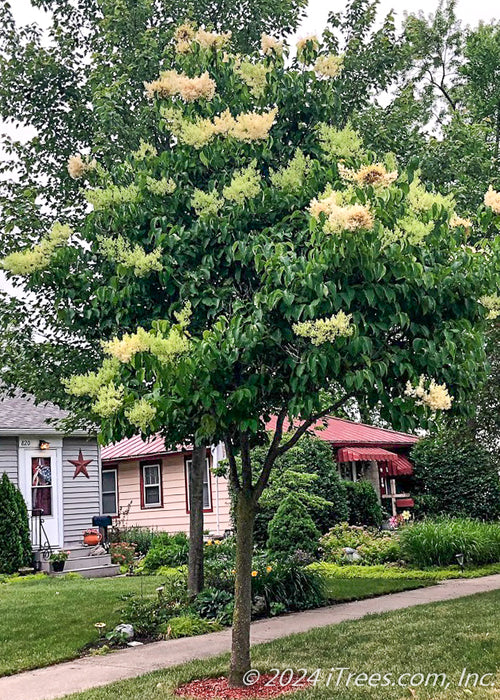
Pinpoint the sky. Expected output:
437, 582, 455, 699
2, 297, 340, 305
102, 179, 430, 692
8, 0, 500, 33
1, 0, 498, 299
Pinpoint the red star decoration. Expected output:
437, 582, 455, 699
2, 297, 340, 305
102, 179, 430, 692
69, 449, 93, 479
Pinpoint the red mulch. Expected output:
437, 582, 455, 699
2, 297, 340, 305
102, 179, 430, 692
175, 675, 310, 699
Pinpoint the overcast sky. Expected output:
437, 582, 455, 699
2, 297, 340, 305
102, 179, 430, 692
8, 0, 500, 33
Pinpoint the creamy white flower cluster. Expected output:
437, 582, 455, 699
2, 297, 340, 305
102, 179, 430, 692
405, 376, 453, 411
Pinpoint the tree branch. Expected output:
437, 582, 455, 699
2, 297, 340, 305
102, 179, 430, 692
253, 407, 287, 500
276, 394, 351, 458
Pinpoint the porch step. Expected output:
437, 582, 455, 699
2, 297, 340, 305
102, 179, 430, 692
35, 545, 120, 578
51, 564, 121, 578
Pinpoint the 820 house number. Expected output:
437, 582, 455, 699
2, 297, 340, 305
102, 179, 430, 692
20, 440, 31, 447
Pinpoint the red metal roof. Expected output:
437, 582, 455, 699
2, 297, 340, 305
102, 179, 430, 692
102, 416, 417, 463
102, 434, 189, 462
266, 416, 418, 448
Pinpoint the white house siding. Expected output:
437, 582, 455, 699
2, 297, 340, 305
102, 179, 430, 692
62, 437, 101, 546
0, 437, 19, 485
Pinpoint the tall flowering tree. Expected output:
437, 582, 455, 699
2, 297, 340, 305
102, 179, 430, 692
2, 26, 499, 685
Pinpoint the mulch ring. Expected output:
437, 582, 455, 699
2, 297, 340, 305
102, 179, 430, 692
174, 674, 310, 699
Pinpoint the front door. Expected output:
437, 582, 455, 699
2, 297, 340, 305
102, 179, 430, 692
18, 444, 63, 548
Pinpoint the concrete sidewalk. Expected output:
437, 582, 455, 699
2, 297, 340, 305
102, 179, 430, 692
2, 574, 500, 700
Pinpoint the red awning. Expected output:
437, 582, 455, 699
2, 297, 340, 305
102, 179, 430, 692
391, 455, 414, 476
337, 447, 398, 464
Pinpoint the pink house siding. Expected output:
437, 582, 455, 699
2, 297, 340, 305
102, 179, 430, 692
109, 453, 232, 535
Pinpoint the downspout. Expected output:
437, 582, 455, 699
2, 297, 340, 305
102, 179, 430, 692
211, 443, 221, 534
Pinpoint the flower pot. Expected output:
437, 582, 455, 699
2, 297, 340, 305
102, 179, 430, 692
83, 532, 102, 547
51, 560, 65, 573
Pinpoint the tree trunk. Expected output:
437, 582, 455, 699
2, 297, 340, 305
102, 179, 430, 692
188, 443, 206, 596
229, 491, 256, 687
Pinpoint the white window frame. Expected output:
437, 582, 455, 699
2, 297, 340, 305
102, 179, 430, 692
142, 463, 162, 508
185, 457, 212, 511
101, 468, 118, 516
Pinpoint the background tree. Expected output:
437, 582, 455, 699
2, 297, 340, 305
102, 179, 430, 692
248, 434, 349, 544
410, 429, 500, 520
2, 26, 496, 684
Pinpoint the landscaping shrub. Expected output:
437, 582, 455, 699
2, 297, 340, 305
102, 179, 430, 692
121, 571, 188, 637
112, 526, 155, 555
399, 518, 500, 568
204, 537, 236, 592
267, 493, 320, 558
410, 432, 500, 520
252, 557, 325, 612
249, 435, 349, 543
120, 597, 173, 638
110, 542, 136, 568
162, 615, 222, 639
320, 523, 401, 564
0, 473, 32, 574
193, 588, 234, 625
141, 532, 189, 571
343, 480, 384, 527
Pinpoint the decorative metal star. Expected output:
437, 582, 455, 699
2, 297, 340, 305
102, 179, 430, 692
69, 449, 93, 479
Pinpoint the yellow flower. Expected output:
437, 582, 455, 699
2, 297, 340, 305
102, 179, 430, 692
214, 540, 221, 545
266, 566, 272, 573
405, 376, 453, 411
450, 215, 472, 230
174, 23, 195, 53
230, 108, 278, 142
125, 399, 157, 432
314, 54, 344, 78
251, 570, 258, 577
484, 186, 500, 214
67, 154, 86, 179
261, 34, 283, 56
293, 311, 354, 346
223, 161, 261, 205
1, 222, 72, 275
178, 72, 216, 102
206, 539, 213, 546
235, 60, 270, 98
339, 162, 398, 188
480, 294, 500, 320
231, 569, 236, 575
145, 70, 216, 102
296, 34, 319, 62
195, 29, 232, 50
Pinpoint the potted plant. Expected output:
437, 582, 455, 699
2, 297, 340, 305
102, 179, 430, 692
83, 528, 102, 546
49, 550, 69, 573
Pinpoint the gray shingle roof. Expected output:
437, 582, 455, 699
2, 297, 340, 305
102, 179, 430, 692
0, 391, 68, 432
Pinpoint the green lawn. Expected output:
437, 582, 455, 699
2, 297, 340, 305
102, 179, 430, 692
65, 590, 500, 700
314, 561, 500, 581
324, 576, 433, 601
0, 574, 167, 676
0, 572, 432, 677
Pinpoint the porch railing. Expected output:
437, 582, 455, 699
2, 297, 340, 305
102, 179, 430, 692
30, 508, 53, 563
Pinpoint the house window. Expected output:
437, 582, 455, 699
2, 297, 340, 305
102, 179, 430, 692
32, 457, 52, 516
101, 469, 118, 516
185, 458, 211, 511
141, 463, 162, 508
